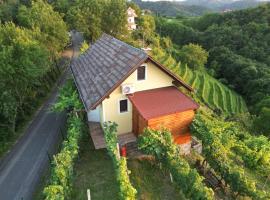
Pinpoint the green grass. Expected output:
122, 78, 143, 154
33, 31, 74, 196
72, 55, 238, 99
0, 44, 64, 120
70, 132, 119, 200
128, 158, 187, 200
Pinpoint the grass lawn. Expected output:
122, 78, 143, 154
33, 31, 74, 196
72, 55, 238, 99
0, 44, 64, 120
70, 131, 119, 200
128, 158, 187, 200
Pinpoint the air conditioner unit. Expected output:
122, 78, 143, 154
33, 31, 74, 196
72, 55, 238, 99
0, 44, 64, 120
121, 84, 135, 95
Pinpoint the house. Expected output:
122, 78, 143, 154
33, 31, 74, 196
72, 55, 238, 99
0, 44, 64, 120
127, 7, 137, 30
71, 34, 199, 154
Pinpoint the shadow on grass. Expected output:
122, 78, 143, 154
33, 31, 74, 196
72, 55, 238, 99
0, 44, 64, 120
70, 128, 119, 200
128, 158, 187, 200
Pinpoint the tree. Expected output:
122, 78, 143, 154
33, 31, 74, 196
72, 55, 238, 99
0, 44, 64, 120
179, 43, 208, 70
67, 0, 102, 41
0, 22, 50, 137
17, 0, 68, 58
51, 0, 71, 16
102, 0, 128, 37
253, 96, 270, 135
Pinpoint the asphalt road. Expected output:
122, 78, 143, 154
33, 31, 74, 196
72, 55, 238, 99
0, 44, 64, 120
0, 31, 83, 200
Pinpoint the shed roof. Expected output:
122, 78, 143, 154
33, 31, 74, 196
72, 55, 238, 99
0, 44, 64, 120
128, 86, 199, 120
71, 33, 193, 111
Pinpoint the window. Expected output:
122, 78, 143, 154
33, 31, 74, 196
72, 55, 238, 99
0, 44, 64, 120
137, 65, 146, 81
119, 99, 128, 113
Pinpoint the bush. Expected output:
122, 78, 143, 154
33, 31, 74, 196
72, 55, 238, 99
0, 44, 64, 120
43, 82, 84, 199
43, 114, 83, 199
138, 128, 214, 200
103, 122, 137, 200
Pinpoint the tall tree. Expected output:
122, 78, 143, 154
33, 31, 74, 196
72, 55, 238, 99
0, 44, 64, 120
179, 43, 208, 70
0, 22, 50, 137
102, 0, 128, 37
67, 0, 102, 41
17, 0, 68, 59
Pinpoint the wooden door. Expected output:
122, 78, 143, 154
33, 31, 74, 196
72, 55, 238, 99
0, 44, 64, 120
132, 107, 139, 136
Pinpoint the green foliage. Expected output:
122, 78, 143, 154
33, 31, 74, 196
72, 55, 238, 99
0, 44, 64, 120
138, 128, 214, 200
79, 41, 89, 54
0, 0, 67, 155
156, 5, 270, 134
253, 96, 270, 135
138, 15, 156, 40
151, 46, 248, 115
43, 85, 83, 199
102, 0, 128, 37
0, 22, 50, 140
67, 0, 128, 41
103, 122, 137, 200
52, 80, 83, 112
0, 0, 20, 22
191, 113, 270, 198
179, 43, 209, 70
52, 0, 71, 16
17, 0, 69, 58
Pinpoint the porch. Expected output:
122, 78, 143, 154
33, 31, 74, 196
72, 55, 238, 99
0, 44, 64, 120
89, 122, 137, 149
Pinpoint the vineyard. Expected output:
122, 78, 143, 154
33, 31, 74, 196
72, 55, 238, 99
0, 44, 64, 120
138, 128, 214, 200
151, 48, 248, 115
191, 112, 270, 199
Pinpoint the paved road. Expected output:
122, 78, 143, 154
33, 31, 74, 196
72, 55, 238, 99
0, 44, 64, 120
0, 32, 83, 200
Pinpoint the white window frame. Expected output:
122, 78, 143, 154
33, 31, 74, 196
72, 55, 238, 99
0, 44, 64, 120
137, 64, 147, 82
118, 98, 129, 114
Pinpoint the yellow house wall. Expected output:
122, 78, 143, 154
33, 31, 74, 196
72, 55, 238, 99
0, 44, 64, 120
101, 61, 174, 135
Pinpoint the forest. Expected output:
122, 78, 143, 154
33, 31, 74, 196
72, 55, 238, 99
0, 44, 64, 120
156, 4, 270, 136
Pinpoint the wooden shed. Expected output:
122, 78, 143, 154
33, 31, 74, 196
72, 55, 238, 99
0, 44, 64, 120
128, 86, 199, 145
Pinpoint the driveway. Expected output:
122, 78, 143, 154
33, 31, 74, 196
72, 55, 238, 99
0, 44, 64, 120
0, 31, 83, 200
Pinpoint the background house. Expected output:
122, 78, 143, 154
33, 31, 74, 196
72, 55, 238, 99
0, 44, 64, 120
127, 7, 137, 30
71, 34, 199, 154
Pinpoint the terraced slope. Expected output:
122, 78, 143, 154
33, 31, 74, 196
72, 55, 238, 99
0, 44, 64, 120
152, 49, 248, 115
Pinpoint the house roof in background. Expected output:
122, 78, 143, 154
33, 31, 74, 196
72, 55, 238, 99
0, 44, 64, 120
128, 86, 199, 120
71, 33, 193, 111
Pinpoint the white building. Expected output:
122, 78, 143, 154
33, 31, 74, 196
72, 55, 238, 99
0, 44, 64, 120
127, 7, 137, 30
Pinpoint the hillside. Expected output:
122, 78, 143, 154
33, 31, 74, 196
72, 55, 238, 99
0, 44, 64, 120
151, 47, 248, 115
156, 3, 270, 134
132, 0, 211, 16
182, 0, 265, 11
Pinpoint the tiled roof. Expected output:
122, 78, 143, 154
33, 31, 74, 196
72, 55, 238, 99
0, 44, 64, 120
71, 33, 148, 110
128, 86, 199, 120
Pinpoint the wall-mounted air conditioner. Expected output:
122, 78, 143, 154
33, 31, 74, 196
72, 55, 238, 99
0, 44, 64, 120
121, 84, 135, 95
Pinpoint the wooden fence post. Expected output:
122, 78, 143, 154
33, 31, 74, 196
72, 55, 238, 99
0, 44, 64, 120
116, 143, 120, 160
169, 173, 173, 183
87, 189, 91, 200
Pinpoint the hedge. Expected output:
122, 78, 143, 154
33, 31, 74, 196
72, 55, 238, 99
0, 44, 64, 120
43, 113, 83, 199
103, 121, 137, 200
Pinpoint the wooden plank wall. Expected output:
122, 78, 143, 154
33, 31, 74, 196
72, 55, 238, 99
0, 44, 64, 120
148, 110, 194, 144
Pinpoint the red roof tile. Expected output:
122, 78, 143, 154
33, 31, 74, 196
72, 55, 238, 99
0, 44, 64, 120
128, 86, 199, 120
